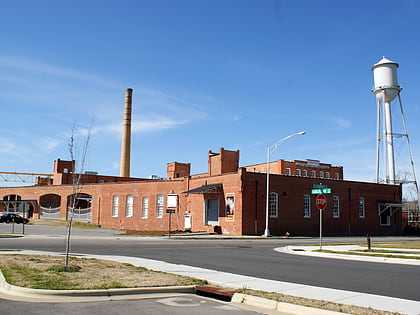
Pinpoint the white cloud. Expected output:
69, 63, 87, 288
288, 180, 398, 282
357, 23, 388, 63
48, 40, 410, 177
0, 55, 119, 88
36, 137, 62, 153
97, 115, 188, 134
333, 117, 352, 129
0, 137, 16, 153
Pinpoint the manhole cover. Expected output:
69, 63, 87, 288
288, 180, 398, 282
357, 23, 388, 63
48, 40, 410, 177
157, 297, 202, 307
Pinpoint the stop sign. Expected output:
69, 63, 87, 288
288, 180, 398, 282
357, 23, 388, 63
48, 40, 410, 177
316, 194, 327, 210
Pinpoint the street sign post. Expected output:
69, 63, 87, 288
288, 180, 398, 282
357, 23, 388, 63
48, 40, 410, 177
166, 209, 175, 238
315, 194, 327, 250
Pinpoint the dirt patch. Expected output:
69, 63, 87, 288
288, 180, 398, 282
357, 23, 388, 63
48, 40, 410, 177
0, 254, 205, 290
239, 289, 403, 315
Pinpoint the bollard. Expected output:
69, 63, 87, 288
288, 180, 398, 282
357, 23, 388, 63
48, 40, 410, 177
366, 234, 371, 251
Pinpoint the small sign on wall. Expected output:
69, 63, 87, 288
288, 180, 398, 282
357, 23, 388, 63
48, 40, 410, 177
167, 194, 178, 208
225, 193, 235, 221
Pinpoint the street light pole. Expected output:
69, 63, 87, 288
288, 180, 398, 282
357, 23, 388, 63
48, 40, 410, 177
263, 131, 306, 237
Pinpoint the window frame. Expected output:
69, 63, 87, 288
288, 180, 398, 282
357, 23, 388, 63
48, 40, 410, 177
332, 195, 340, 218
304, 194, 311, 218
302, 169, 307, 177
285, 168, 291, 176
311, 170, 316, 178
125, 195, 134, 218
156, 194, 164, 218
295, 169, 301, 176
141, 196, 149, 219
359, 197, 365, 218
112, 195, 119, 217
269, 192, 279, 218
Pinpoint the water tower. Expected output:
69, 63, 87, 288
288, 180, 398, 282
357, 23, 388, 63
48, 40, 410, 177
371, 57, 401, 184
371, 57, 419, 200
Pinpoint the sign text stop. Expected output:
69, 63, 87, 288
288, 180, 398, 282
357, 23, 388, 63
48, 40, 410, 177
316, 194, 327, 210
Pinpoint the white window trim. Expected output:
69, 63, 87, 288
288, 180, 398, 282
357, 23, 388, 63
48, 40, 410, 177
333, 195, 340, 218
296, 169, 301, 176
304, 194, 311, 218
141, 196, 149, 219
285, 168, 291, 176
112, 195, 119, 217
126, 195, 134, 218
269, 192, 279, 218
359, 197, 365, 218
156, 194, 164, 218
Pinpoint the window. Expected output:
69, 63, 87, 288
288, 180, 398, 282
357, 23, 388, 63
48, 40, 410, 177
156, 194, 164, 218
302, 170, 307, 177
326, 172, 330, 179
359, 197, 365, 218
311, 170, 316, 178
269, 192, 278, 217
380, 210, 391, 226
334, 173, 339, 180
333, 196, 340, 218
285, 168, 291, 176
296, 169, 301, 176
126, 195, 133, 217
141, 197, 149, 218
320, 171, 324, 179
304, 194, 311, 218
112, 195, 119, 217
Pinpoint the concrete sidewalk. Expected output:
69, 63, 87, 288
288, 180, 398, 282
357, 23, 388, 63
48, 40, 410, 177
1, 250, 419, 315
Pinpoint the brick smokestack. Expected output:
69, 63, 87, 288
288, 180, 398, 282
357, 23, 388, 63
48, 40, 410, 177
120, 88, 133, 177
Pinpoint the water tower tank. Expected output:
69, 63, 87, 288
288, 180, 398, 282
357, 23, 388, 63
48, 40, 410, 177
371, 57, 401, 102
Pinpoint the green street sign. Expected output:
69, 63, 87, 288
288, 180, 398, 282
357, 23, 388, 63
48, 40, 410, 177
311, 188, 331, 194
313, 184, 328, 189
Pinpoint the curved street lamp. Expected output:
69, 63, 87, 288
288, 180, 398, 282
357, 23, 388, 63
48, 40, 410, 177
263, 131, 306, 237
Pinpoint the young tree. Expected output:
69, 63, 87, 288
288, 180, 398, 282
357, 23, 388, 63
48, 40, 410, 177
65, 122, 92, 267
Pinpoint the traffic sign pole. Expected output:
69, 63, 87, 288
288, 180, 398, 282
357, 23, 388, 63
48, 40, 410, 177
320, 208, 323, 250
315, 194, 327, 250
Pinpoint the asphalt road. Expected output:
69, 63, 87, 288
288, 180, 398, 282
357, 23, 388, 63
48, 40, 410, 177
1, 224, 420, 301
0, 295, 261, 315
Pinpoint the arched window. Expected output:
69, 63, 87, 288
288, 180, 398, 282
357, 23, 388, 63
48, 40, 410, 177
269, 192, 278, 218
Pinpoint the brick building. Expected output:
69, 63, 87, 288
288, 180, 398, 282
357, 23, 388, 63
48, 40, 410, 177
0, 148, 403, 236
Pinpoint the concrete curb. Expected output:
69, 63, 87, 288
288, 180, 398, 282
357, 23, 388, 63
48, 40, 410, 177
277, 245, 420, 266
232, 293, 350, 315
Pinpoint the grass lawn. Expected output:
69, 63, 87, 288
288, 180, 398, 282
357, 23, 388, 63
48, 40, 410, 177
0, 254, 205, 290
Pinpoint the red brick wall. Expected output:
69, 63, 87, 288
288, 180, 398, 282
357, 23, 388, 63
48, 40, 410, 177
0, 169, 402, 236
241, 172, 402, 236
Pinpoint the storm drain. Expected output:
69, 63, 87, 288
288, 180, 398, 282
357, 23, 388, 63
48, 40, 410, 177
195, 285, 237, 302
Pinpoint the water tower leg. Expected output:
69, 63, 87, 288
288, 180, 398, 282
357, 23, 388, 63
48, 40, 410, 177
384, 101, 395, 184
376, 98, 381, 183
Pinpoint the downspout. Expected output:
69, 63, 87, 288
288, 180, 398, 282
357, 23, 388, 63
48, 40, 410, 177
348, 187, 352, 236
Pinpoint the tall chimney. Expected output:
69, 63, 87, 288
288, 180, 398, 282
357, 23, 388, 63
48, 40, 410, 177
120, 88, 133, 177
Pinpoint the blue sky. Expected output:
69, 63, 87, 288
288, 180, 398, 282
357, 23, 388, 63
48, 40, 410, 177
1, 0, 419, 191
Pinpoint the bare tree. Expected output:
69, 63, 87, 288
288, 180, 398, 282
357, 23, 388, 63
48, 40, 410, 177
65, 122, 92, 267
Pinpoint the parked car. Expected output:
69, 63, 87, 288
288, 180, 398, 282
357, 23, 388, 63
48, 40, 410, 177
0, 213, 29, 224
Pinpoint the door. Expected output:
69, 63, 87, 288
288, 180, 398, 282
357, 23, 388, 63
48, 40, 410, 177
205, 199, 219, 225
